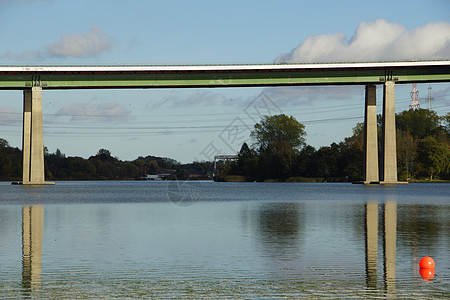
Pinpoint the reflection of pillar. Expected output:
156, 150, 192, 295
365, 202, 378, 288
383, 202, 397, 292
381, 81, 398, 184
364, 85, 379, 183
22, 206, 43, 293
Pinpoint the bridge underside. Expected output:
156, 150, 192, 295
17, 82, 399, 185
2, 61, 449, 185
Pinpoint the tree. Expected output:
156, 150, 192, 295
396, 129, 418, 181
0, 138, 10, 148
251, 114, 306, 156
66, 157, 97, 179
97, 148, 112, 156
250, 115, 306, 180
442, 112, 450, 140
55, 148, 66, 158
417, 136, 450, 180
293, 145, 316, 177
0, 143, 23, 180
238, 142, 255, 159
396, 109, 441, 139
443, 112, 450, 137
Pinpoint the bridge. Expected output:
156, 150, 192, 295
1, 61, 450, 185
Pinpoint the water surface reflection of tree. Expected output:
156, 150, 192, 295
255, 202, 304, 275
257, 203, 303, 245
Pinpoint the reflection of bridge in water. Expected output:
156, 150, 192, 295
21, 202, 399, 294
366, 201, 397, 292
22, 206, 43, 297
1, 61, 450, 185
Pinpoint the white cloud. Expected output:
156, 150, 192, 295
1, 26, 114, 61
56, 102, 132, 122
47, 26, 114, 58
276, 19, 450, 63
0, 49, 43, 60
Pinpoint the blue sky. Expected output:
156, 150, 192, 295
1, 0, 449, 163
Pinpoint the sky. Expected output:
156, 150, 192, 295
0, 0, 449, 163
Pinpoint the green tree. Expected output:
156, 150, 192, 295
236, 143, 259, 180
97, 148, 112, 157
444, 113, 450, 132
55, 148, 65, 158
119, 162, 139, 179
250, 114, 306, 180
0, 143, 23, 180
293, 145, 316, 178
66, 157, 97, 179
396, 129, 418, 181
0, 138, 10, 148
238, 142, 255, 159
396, 109, 441, 139
417, 136, 450, 180
251, 114, 306, 165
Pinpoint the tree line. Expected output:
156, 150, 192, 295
0, 109, 448, 182
218, 109, 449, 182
0, 142, 212, 181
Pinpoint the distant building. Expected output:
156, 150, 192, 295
145, 174, 161, 181
136, 169, 176, 180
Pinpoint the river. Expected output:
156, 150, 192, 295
0, 181, 448, 298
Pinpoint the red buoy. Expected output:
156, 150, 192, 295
419, 268, 435, 281
419, 256, 435, 269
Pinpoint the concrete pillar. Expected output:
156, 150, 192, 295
363, 85, 379, 183
22, 87, 49, 185
22, 90, 32, 183
381, 81, 398, 184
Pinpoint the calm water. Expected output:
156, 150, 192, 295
0, 181, 448, 299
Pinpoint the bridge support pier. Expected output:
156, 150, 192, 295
363, 85, 379, 183
20, 87, 53, 185
380, 81, 398, 184
362, 81, 402, 185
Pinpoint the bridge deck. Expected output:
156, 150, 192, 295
1, 61, 450, 89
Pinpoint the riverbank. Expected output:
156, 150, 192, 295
214, 175, 450, 183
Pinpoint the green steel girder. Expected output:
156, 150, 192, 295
1, 63, 450, 90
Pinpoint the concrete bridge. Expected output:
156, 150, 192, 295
1, 61, 450, 185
